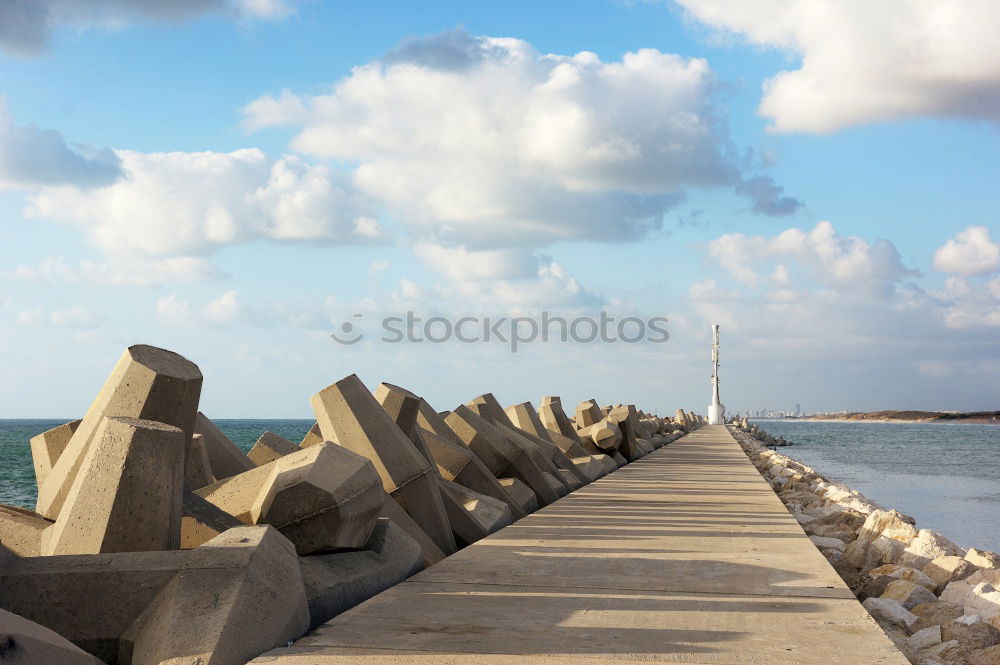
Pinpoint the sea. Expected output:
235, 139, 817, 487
3, 418, 999, 553
753, 420, 1000, 552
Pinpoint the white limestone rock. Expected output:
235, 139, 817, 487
924, 556, 981, 593
966, 549, 1000, 570
882, 579, 938, 610
902, 529, 965, 569
965, 583, 1000, 625
887, 566, 938, 591
863, 597, 919, 631
809, 535, 846, 551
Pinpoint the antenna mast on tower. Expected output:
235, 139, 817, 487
707, 324, 725, 425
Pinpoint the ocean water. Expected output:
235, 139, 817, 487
0, 419, 314, 509
754, 420, 1000, 552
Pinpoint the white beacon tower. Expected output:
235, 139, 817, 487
707, 324, 726, 425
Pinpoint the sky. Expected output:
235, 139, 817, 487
1, 0, 998, 418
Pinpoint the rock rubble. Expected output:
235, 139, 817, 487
732, 421, 1000, 665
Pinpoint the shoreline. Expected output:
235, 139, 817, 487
731, 421, 1000, 665
757, 417, 1000, 426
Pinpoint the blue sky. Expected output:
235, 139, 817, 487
1, 0, 998, 418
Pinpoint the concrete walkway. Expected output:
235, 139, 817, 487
253, 425, 908, 665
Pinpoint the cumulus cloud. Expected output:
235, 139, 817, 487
0, 101, 122, 189
933, 226, 1000, 276
244, 30, 800, 249
707, 221, 918, 299
674, 0, 1000, 132
936, 276, 1000, 328
410, 243, 603, 309
26, 149, 381, 256
0, 0, 293, 55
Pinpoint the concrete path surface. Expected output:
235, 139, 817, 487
252, 425, 908, 665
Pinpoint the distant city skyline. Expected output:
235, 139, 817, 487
0, 1, 998, 417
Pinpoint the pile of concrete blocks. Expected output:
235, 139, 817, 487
0, 343, 699, 665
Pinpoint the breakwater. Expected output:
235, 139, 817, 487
732, 422, 1000, 665
0, 344, 694, 665
751, 419, 1000, 552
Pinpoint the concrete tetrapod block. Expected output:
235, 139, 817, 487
30, 419, 81, 489
300, 422, 323, 448
36, 345, 203, 521
541, 418, 600, 458
0, 549, 183, 661
180, 492, 243, 549
575, 399, 604, 428
185, 433, 214, 490
467, 393, 516, 429
539, 396, 581, 441
465, 401, 573, 490
195, 412, 256, 480
45, 416, 186, 556
248, 431, 300, 466
413, 399, 466, 446
0, 504, 53, 556
436, 477, 513, 548
299, 518, 423, 630
379, 492, 447, 567
577, 418, 623, 453
120, 526, 309, 665
505, 401, 558, 443
498, 477, 538, 514
494, 422, 586, 486
503, 409, 606, 482
197, 443, 384, 554
311, 375, 456, 556
259, 443, 385, 555
374, 383, 438, 467
0, 607, 105, 665
445, 406, 560, 507
195, 461, 272, 523
416, 427, 527, 519
549, 430, 614, 474
608, 404, 643, 461
543, 472, 569, 497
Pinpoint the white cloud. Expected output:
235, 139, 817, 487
0, 100, 121, 189
244, 29, 800, 249
17, 304, 99, 328
156, 291, 242, 327
707, 221, 918, 299
684, 223, 1000, 411
674, 0, 1000, 133
409, 242, 602, 309
202, 290, 242, 325
413, 243, 541, 282
10, 255, 220, 286
937, 275, 1000, 329
933, 226, 1000, 276
0, 0, 293, 55
26, 150, 380, 256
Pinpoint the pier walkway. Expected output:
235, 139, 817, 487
253, 425, 907, 665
